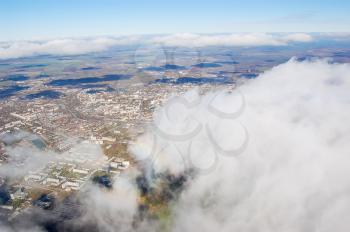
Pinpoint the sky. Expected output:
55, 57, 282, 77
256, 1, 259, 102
0, 0, 350, 41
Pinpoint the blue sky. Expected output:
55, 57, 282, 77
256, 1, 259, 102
1, 0, 350, 40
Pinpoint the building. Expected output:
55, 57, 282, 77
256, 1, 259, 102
24, 174, 43, 182
62, 181, 80, 191
43, 178, 61, 187
72, 169, 89, 175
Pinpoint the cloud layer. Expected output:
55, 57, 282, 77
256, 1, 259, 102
0, 36, 142, 59
0, 33, 313, 59
151, 33, 313, 47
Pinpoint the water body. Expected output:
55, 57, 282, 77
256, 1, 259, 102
81, 67, 101, 71
93, 175, 112, 188
154, 76, 233, 85
86, 89, 103, 94
47, 74, 130, 87
192, 62, 222, 68
217, 71, 236, 76
35, 73, 50, 79
1, 74, 29, 82
33, 194, 55, 210
240, 73, 258, 79
296, 55, 317, 62
143, 64, 186, 71
31, 138, 47, 149
97, 56, 112, 59
163, 64, 186, 70
216, 61, 240, 65
332, 51, 350, 57
0, 85, 29, 99
0, 185, 10, 205
25, 90, 64, 100
86, 86, 115, 94
57, 57, 73, 61
143, 66, 164, 71
17, 64, 47, 69
78, 83, 110, 89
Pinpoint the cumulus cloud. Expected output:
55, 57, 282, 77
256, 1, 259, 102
151, 33, 313, 47
0, 131, 55, 178
78, 176, 140, 232
130, 58, 350, 231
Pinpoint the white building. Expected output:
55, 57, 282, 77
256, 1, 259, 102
62, 181, 80, 190
110, 162, 119, 169
43, 178, 60, 186
72, 169, 89, 175
24, 174, 43, 182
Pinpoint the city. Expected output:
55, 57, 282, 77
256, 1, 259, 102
1, 0, 350, 231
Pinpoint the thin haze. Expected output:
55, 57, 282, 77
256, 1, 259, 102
0, 0, 350, 40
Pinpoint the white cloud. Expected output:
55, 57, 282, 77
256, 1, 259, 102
79, 176, 140, 232
0, 36, 142, 59
151, 33, 313, 47
130, 58, 350, 231
0, 131, 106, 179
282, 33, 313, 42
0, 33, 314, 59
